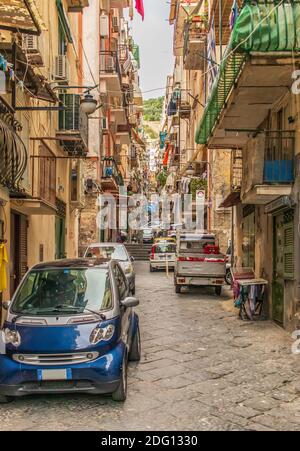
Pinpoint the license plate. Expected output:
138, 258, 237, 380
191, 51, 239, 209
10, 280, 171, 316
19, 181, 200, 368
38, 369, 72, 381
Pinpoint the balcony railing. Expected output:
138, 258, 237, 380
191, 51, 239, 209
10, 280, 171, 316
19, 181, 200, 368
183, 19, 207, 71
102, 157, 124, 187
241, 131, 295, 202
0, 97, 27, 191
58, 93, 88, 156
100, 51, 121, 79
263, 131, 295, 183
231, 149, 243, 190
31, 147, 56, 207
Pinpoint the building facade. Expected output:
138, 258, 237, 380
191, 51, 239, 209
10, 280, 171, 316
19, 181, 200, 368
0, 0, 92, 309
194, 0, 300, 331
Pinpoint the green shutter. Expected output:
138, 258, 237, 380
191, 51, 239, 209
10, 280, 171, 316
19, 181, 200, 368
283, 223, 294, 279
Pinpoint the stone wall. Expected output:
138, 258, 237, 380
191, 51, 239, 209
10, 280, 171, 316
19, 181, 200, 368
210, 149, 232, 253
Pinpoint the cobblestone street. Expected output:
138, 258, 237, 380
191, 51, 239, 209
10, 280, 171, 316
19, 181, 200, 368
1, 261, 300, 431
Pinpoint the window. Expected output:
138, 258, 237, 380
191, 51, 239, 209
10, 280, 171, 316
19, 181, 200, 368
12, 268, 113, 315
87, 246, 128, 262
113, 265, 127, 301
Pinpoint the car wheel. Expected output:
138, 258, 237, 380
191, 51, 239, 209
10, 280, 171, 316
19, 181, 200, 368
0, 395, 15, 404
175, 284, 181, 294
215, 286, 222, 296
129, 325, 141, 362
225, 269, 232, 285
112, 355, 128, 402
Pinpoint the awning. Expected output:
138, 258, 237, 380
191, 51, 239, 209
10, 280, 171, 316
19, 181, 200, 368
56, 0, 73, 44
0, 116, 27, 190
195, 0, 300, 145
0, 0, 42, 35
219, 191, 241, 208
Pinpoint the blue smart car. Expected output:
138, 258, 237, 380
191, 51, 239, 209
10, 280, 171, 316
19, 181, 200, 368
0, 259, 141, 402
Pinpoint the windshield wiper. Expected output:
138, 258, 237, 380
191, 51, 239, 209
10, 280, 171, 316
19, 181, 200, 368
53, 305, 106, 321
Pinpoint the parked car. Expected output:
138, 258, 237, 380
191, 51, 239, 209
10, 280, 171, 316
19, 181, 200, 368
84, 243, 135, 295
0, 259, 141, 403
143, 229, 154, 244
174, 232, 226, 295
150, 242, 176, 272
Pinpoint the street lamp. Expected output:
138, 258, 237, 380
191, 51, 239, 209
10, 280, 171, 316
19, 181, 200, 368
80, 93, 98, 115
186, 164, 195, 176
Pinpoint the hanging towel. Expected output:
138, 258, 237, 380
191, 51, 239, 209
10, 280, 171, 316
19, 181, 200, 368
0, 244, 8, 292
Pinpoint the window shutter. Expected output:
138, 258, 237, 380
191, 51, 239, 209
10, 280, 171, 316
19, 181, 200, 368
283, 223, 294, 279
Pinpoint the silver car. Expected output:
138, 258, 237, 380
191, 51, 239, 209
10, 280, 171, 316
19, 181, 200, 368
84, 243, 136, 295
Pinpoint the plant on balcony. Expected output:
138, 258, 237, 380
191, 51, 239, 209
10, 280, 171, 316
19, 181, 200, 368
156, 170, 168, 188
190, 177, 207, 201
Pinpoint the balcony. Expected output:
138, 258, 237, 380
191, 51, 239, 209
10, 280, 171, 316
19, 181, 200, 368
11, 145, 57, 215
100, 51, 122, 97
219, 150, 242, 208
116, 124, 131, 146
0, 0, 41, 35
118, 45, 131, 74
196, 1, 300, 148
110, 0, 129, 7
101, 157, 124, 193
0, 97, 27, 192
66, 0, 89, 12
57, 94, 88, 157
110, 95, 127, 125
241, 131, 294, 205
183, 19, 207, 71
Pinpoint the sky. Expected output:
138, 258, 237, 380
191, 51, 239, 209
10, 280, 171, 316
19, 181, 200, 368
128, 0, 174, 100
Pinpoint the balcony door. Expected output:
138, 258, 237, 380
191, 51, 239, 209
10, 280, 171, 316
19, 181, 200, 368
272, 209, 294, 325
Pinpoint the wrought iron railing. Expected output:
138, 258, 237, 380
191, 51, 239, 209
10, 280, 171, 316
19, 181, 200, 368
263, 131, 295, 183
183, 20, 207, 59
31, 148, 56, 207
58, 93, 88, 155
99, 51, 122, 81
0, 97, 27, 190
102, 157, 124, 186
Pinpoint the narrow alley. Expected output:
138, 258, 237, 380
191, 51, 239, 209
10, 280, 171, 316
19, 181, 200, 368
0, 262, 299, 432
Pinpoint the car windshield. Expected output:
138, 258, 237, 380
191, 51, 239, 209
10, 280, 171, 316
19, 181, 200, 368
155, 243, 176, 254
86, 246, 128, 262
12, 268, 113, 316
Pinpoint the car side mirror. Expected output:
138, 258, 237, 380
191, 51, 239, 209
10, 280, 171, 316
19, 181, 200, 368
2, 301, 11, 311
130, 256, 135, 262
121, 297, 139, 308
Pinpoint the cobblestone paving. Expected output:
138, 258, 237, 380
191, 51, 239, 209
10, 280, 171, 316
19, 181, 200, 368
0, 262, 300, 431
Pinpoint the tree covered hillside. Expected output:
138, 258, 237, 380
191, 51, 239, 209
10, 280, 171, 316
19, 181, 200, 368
143, 97, 164, 122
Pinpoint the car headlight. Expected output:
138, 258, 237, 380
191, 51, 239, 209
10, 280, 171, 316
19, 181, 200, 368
4, 329, 21, 347
90, 325, 115, 344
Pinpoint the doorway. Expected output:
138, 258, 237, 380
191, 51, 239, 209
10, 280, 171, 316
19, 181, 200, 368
10, 212, 28, 295
272, 209, 294, 325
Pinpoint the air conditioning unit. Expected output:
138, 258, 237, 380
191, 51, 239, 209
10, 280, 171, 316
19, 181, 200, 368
112, 16, 119, 32
106, 56, 115, 72
23, 34, 39, 53
54, 55, 69, 80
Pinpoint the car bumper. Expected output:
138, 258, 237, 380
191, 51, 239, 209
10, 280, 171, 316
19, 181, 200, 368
150, 260, 175, 269
176, 276, 224, 286
0, 343, 125, 397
